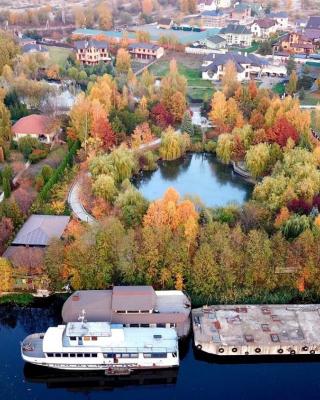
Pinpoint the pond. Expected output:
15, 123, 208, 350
134, 153, 253, 207
2, 300, 320, 400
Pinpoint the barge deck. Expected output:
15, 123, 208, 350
192, 304, 320, 356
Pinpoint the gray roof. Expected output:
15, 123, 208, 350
12, 214, 70, 246
269, 11, 288, 18
112, 286, 156, 311
74, 40, 108, 50
158, 18, 172, 25
22, 44, 48, 53
203, 52, 268, 73
206, 34, 227, 44
128, 42, 160, 51
220, 24, 252, 35
3, 246, 45, 272
306, 16, 320, 30
202, 10, 225, 16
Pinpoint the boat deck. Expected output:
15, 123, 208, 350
22, 334, 45, 358
192, 305, 320, 356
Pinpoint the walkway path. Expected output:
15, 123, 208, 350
68, 138, 161, 223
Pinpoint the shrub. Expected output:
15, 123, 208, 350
282, 214, 311, 240
18, 136, 39, 159
28, 149, 48, 163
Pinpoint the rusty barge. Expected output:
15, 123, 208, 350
192, 304, 320, 356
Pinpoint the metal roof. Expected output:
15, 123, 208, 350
74, 40, 108, 50
128, 42, 160, 51
12, 215, 70, 246
220, 24, 251, 35
112, 286, 156, 311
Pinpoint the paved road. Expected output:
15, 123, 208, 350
68, 179, 96, 224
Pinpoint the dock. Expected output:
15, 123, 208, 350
192, 305, 320, 356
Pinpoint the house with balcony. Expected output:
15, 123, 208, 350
269, 11, 288, 30
273, 32, 316, 55
219, 24, 253, 47
74, 40, 111, 65
128, 43, 164, 60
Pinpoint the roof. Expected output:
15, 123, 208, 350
158, 18, 172, 25
74, 40, 108, 50
66, 321, 112, 337
112, 286, 156, 311
306, 16, 320, 30
233, 3, 251, 12
303, 29, 320, 40
203, 51, 268, 72
253, 18, 276, 29
12, 215, 70, 246
220, 24, 252, 35
22, 43, 48, 53
202, 10, 225, 17
269, 11, 288, 18
3, 246, 45, 274
12, 115, 53, 136
128, 42, 160, 51
206, 34, 227, 43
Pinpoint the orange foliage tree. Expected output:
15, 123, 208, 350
131, 122, 154, 148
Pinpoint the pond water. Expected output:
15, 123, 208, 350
2, 300, 320, 399
134, 153, 253, 207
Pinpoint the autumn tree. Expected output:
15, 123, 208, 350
116, 48, 131, 75
93, 174, 118, 202
151, 103, 174, 128
159, 127, 190, 161
245, 143, 272, 178
115, 185, 149, 227
222, 60, 239, 98
170, 91, 187, 122
0, 257, 14, 292
209, 91, 228, 133
161, 59, 187, 113
91, 100, 116, 150
268, 117, 299, 148
142, 0, 153, 14
131, 122, 154, 148
216, 133, 234, 164
0, 102, 12, 146
97, 2, 113, 29
287, 70, 298, 96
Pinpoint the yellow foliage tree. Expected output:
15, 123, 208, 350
116, 48, 131, 75
0, 257, 14, 292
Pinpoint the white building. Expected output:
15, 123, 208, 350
251, 18, 277, 39
202, 52, 286, 81
269, 12, 289, 30
198, 0, 231, 12
219, 24, 253, 47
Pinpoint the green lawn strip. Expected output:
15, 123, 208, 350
48, 46, 73, 67
0, 293, 34, 306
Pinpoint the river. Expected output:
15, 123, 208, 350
134, 153, 252, 207
1, 300, 320, 399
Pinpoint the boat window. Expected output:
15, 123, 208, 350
127, 310, 138, 313
62, 353, 69, 358
116, 310, 126, 313
122, 353, 130, 358
70, 336, 76, 341
143, 353, 152, 358
170, 323, 176, 328
156, 323, 165, 328
151, 353, 167, 358
130, 324, 139, 327
70, 353, 76, 358
103, 353, 113, 358
141, 324, 149, 327
91, 353, 98, 357
83, 336, 90, 341
84, 353, 90, 358
77, 353, 83, 357
129, 353, 139, 358
47, 353, 53, 357
153, 334, 162, 339
91, 336, 98, 341
140, 310, 150, 313
55, 353, 61, 357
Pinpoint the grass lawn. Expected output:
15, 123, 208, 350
149, 59, 214, 101
230, 42, 259, 54
48, 46, 73, 67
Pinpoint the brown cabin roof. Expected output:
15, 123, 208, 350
111, 286, 156, 311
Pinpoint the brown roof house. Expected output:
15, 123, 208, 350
4, 215, 70, 292
128, 42, 164, 60
62, 286, 191, 338
12, 114, 58, 144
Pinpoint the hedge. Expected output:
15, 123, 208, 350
38, 140, 80, 201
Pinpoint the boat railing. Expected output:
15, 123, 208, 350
100, 346, 175, 353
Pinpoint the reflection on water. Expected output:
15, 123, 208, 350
24, 364, 178, 391
133, 153, 253, 207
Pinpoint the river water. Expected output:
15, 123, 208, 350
134, 153, 252, 207
1, 300, 320, 399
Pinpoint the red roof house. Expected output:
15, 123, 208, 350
12, 114, 57, 144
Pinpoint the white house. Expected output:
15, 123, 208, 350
201, 10, 227, 28
251, 18, 277, 39
12, 115, 57, 144
198, 0, 231, 12
219, 24, 253, 47
202, 51, 286, 81
269, 12, 289, 30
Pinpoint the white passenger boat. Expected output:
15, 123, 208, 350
21, 313, 179, 373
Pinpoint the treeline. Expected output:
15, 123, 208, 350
44, 189, 320, 305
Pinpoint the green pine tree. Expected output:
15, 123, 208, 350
3, 176, 11, 199
181, 111, 194, 136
